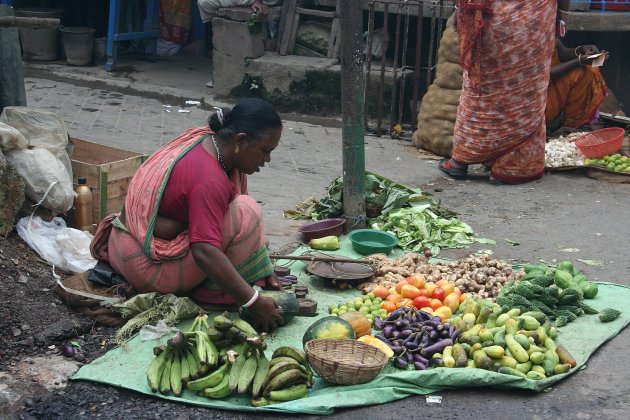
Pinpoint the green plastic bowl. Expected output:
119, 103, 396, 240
348, 229, 399, 255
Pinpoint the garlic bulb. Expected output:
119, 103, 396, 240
545, 132, 587, 168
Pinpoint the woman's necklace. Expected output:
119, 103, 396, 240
211, 135, 230, 176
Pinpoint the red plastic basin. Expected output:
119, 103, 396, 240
298, 218, 345, 242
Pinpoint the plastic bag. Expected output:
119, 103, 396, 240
5, 148, 75, 214
1, 107, 75, 213
139, 320, 179, 341
16, 216, 97, 273
0, 121, 28, 152
0, 107, 72, 175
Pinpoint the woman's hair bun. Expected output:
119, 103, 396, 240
208, 107, 232, 132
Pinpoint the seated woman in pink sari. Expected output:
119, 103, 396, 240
90, 98, 284, 331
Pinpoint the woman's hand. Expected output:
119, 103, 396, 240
263, 273, 283, 291
248, 295, 284, 332
576, 45, 599, 56
579, 50, 608, 66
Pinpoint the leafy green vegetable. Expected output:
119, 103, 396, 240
370, 206, 495, 255
284, 172, 453, 221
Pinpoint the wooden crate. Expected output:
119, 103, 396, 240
70, 138, 148, 223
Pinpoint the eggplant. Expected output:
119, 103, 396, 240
432, 316, 442, 324
404, 351, 414, 363
416, 310, 432, 321
400, 318, 411, 328
394, 319, 403, 328
391, 330, 401, 339
373, 317, 383, 330
420, 338, 454, 356
383, 325, 394, 338
391, 345, 404, 355
414, 361, 427, 370
394, 356, 408, 369
414, 354, 429, 365
387, 308, 404, 321
448, 325, 455, 337
429, 330, 439, 341
450, 330, 459, 341
401, 334, 417, 348
400, 329, 413, 338
375, 334, 393, 346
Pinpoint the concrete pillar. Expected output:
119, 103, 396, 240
212, 7, 265, 97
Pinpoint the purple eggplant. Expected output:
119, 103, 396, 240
414, 361, 427, 370
394, 319, 403, 328
373, 316, 383, 330
432, 316, 442, 324
429, 330, 439, 341
420, 338, 454, 357
387, 308, 404, 321
383, 325, 394, 338
414, 354, 429, 365
404, 351, 414, 363
400, 329, 413, 338
394, 356, 408, 369
375, 334, 393, 346
400, 318, 411, 328
391, 330, 401, 339
391, 345, 404, 355
450, 330, 459, 341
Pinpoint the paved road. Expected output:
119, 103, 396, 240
16, 68, 630, 419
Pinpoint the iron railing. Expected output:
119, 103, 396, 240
363, 0, 455, 136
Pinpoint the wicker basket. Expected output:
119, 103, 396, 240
304, 339, 389, 385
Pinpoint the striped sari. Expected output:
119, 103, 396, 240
90, 127, 273, 304
453, 0, 557, 183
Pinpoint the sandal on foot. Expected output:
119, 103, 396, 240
438, 158, 468, 178
489, 176, 507, 186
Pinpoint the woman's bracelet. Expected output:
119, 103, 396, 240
241, 289, 259, 309
578, 54, 582, 66
575, 46, 581, 57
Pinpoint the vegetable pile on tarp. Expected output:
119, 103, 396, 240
285, 172, 493, 255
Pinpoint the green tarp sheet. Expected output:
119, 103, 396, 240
73, 241, 630, 415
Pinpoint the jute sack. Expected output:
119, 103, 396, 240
413, 120, 456, 157
433, 62, 464, 91
436, 17, 460, 64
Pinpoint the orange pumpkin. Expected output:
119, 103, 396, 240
339, 312, 372, 338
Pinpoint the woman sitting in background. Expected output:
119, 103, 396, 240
546, 38, 609, 131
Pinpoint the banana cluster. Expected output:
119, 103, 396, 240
251, 346, 314, 407
146, 329, 216, 397
146, 313, 258, 398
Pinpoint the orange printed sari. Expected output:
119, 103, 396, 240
453, 0, 557, 184
546, 49, 608, 129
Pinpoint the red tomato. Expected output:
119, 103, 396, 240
412, 296, 430, 309
432, 286, 446, 301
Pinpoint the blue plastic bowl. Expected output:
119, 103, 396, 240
348, 229, 399, 255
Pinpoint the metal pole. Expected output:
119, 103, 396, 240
0, 5, 27, 113
340, 0, 366, 231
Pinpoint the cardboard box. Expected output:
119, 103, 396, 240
70, 138, 148, 223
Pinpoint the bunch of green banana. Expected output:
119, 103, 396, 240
210, 312, 260, 349
250, 346, 314, 406
146, 331, 207, 397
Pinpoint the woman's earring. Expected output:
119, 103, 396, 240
235, 145, 240, 154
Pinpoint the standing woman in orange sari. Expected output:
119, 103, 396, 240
439, 0, 570, 184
